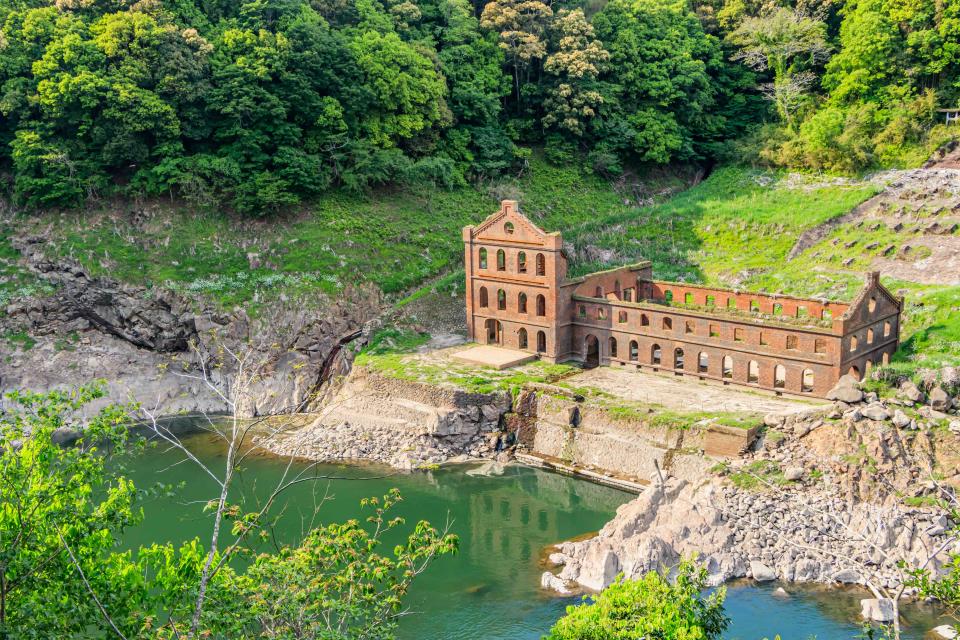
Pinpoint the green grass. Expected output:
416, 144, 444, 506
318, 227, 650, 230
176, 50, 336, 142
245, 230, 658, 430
355, 334, 581, 395
727, 460, 787, 490
564, 167, 877, 290
4, 330, 36, 350
12, 155, 678, 311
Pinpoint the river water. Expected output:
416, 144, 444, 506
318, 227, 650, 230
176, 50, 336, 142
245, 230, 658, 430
120, 434, 948, 639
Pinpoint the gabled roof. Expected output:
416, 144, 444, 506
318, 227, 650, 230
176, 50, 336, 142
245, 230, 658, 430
469, 200, 552, 245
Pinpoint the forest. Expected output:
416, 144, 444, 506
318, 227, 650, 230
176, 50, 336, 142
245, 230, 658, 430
0, 0, 957, 214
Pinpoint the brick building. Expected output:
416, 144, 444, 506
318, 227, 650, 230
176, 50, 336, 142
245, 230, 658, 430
463, 200, 903, 397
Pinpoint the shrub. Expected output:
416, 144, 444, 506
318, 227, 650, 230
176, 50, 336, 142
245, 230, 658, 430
545, 559, 728, 640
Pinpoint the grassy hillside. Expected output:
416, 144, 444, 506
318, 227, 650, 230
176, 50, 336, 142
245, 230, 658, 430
3, 156, 958, 372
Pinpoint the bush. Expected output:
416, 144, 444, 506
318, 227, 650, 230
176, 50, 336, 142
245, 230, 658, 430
545, 559, 728, 640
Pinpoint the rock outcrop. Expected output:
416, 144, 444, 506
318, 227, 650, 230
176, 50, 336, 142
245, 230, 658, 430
545, 478, 954, 593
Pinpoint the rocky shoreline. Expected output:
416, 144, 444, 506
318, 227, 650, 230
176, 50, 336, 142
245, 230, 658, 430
539, 371, 960, 628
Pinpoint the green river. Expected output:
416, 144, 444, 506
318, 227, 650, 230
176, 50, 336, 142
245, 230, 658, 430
122, 433, 948, 639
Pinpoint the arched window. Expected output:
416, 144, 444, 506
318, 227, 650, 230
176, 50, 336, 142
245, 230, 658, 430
651, 344, 662, 365
518, 328, 528, 349
750, 300, 760, 312
597, 307, 606, 320
536, 331, 546, 353
664, 290, 673, 303
496, 249, 506, 271
629, 340, 638, 361
518, 252, 527, 273
614, 280, 621, 296
609, 337, 618, 358
662, 317, 672, 330
802, 369, 814, 393
698, 352, 708, 373
674, 348, 684, 369
536, 253, 545, 276
865, 359, 873, 372
868, 297, 877, 313
774, 364, 786, 389
814, 338, 826, 354
882, 352, 890, 365
641, 314, 649, 327
479, 248, 488, 269
867, 328, 874, 344
684, 292, 694, 305
578, 304, 586, 318
748, 360, 760, 384
504, 221, 514, 234
685, 320, 695, 334
618, 310, 627, 323
734, 327, 744, 342
722, 356, 733, 379
850, 336, 858, 352
595, 286, 603, 298
536, 294, 546, 317
497, 289, 506, 310
848, 365, 861, 380
786, 335, 798, 350
759, 331, 768, 346
479, 287, 488, 308
518, 292, 527, 313
884, 321, 892, 337
623, 289, 633, 302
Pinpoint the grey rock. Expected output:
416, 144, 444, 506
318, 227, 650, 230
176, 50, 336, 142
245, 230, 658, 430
860, 598, 895, 623
764, 414, 785, 428
831, 568, 861, 583
540, 571, 571, 595
827, 382, 864, 403
750, 561, 776, 582
861, 404, 891, 421
892, 409, 911, 428
900, 380, 923, 403
930, 387, 953, 411
772, 587, 790, 598
932, 624, 959, 639
784, 467, 805, 481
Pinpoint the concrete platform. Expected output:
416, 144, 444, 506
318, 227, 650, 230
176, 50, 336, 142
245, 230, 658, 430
451, 345, 538, 370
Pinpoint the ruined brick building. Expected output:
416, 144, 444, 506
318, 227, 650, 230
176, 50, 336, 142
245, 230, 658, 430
463, 201, 903, 397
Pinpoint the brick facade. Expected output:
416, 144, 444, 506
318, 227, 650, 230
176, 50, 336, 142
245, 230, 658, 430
464, 201, 903, 398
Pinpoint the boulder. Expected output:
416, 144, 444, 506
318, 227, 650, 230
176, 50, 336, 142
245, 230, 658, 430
548, 552, 567, 566
930, 387, 953, 412
577, 547, 621, 591
932, 625, 959, 639
750, 561, 776, 582
784, 467, 805, 481
831, 568, 861, 583
860, 598, 895, 623
826, 381, 864, 404
892, 410, 912, 428
540, 571, 571, 595
861, 404, 891, 421
763, 413, 785, 428
900, 380, 923, 403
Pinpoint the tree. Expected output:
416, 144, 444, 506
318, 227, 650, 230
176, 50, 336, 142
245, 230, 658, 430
542, 8, 609, 137
544, 559, 729, 640
0, 383, 143, 636
479, 0, 553, 113
593, 0, 723, 163
0, 372, 458, 638
727, 7, 832, 128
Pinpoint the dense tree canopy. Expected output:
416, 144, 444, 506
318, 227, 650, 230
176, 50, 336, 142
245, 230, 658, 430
0, 0, 957, 212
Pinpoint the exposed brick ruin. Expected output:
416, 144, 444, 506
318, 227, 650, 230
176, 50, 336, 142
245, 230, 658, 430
464, 201, 903, 398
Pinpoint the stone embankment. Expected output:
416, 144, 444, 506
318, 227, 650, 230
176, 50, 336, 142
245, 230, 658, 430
258, 367, 511, 469
542, 370, 960, 600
